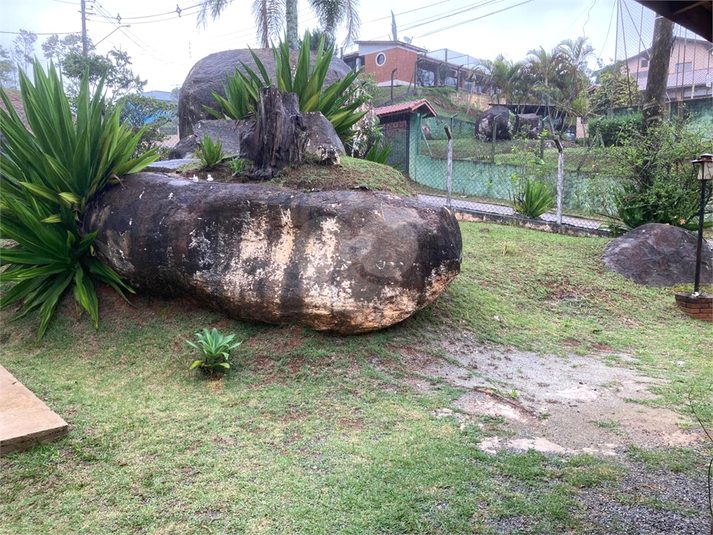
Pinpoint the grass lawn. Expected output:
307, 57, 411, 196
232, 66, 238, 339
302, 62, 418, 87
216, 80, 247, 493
1, 222, 711, 534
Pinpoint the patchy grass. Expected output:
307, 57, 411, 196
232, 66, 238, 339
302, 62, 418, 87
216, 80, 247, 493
274, 156, 414, 196
1, 221, 711, 534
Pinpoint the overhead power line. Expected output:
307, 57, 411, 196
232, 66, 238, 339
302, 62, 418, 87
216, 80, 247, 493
414, 0, 535, 39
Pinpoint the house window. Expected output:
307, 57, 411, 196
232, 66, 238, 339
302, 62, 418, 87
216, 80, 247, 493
675, 62, 692, 73
641, 59, 648, 68
375, 52, 386, 67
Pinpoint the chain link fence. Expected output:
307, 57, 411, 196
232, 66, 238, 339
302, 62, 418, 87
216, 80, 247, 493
384, 114, 616, 232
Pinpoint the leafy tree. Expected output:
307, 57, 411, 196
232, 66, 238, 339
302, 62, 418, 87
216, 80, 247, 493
0, 45, 13, 87
170, 86, 181, 101
589, 70, 640, 114
197, 0, 359, 49
117, 94, 176, 158
41, 33, 82, 73
11, 30, 37, 85
62, 47, 146, 101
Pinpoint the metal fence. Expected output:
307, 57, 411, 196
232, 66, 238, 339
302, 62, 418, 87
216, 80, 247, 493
384, 114, 616, 232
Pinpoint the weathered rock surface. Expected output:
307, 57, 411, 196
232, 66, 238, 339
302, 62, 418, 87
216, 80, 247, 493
603, 223, 713, 286
85, 173, 462, 333
475, 106, 514, 140
515, 113, 543, 139
179, 48, 352, 138
170, 114, 345, 164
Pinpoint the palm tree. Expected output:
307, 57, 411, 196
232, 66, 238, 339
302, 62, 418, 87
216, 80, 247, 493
472, 55, 523, 105
555, 36, 594, 106
197, 0, 360, 50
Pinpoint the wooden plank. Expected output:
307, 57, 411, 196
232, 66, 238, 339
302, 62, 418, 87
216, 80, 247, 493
0, 365, 68, 456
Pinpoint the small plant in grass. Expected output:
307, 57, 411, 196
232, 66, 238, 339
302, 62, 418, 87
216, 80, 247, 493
512, 178, 556, 219
363, 142, 392, 165
186, 328, 241, 377
195, 134, 224, 169
229, 157, 251, 176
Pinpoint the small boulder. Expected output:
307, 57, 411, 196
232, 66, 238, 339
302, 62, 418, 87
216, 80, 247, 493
603, 223, 713, 286
475, 106, 514, 140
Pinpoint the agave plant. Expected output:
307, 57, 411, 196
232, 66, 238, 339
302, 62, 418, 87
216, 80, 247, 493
206, 32, 366, 141
511, 178, 556, 219
195, 134, 225, 169
0, 60, 158, 340
187, 328, 242, 376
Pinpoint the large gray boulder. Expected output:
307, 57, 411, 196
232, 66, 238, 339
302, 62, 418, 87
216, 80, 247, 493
475, 106, 514, 140
85, 173, 462, 334
515, 113, 543, 139
179, 48, 352, 138
603, 223, 713, 286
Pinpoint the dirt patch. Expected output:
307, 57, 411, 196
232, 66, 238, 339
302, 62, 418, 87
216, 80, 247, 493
389, 337, 702, 455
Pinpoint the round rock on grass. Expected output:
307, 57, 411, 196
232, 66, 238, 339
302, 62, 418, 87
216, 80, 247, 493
603, 223, 713, 287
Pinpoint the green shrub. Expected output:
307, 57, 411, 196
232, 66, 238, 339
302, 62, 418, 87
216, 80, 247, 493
229, 157, 251, 175
363, 142, 392, 165
0, 60, 157, 340
205, 32, 366, 141
610, 118, 712, 231
186, 328, 242, 376
195, 134, 224, 169
589, 113, 641, 147
512, 178, 556, 219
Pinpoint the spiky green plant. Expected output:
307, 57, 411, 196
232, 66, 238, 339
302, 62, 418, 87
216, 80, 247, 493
0, 60, 158, 340
187, 328, 242, 376
205, 31, 366, 141
195, 134, 225, 169
511, 178, 556, 219
363, 142, 392, 165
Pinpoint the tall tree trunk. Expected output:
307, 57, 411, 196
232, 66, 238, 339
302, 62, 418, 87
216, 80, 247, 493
285, 0, 299, 49
641, 16, 674, 134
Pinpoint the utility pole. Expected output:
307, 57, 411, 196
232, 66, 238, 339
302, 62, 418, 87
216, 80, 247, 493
81, 0, 88, 57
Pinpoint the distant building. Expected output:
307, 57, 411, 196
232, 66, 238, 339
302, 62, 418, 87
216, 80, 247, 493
624, 37, 713, 102
343, 41, 428, 87
343, 41, 483, 90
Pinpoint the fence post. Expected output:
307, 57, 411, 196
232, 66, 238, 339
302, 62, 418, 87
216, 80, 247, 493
554, 137, 564, 225
445, 126, 453, 208
491, 117, 497, 164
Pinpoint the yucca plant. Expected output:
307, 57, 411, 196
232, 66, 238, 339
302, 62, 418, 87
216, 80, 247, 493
195, 134, 225, 169
0, 60, 159, 340
363, 142, 393, 165
186, 328, 242, 376
206, 32, 367, 141
511, 178, 556, 219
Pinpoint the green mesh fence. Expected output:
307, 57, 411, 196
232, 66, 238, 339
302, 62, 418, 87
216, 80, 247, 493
395, 114, 619, 231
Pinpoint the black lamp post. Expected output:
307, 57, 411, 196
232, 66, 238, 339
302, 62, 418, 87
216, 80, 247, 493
691, 153, 713, 296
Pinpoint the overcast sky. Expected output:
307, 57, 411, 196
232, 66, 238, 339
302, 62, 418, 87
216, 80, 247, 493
0, 0, 627, 91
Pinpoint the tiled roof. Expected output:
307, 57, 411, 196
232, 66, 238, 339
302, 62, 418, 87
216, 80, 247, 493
373, 99, 437, 118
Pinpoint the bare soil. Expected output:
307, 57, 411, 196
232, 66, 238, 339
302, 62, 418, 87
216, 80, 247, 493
387, 335, 703, 455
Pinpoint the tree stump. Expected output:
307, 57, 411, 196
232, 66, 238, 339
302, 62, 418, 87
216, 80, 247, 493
246, 87, 307, 178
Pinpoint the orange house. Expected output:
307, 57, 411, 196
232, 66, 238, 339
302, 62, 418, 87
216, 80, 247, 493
343, 41, 427, 87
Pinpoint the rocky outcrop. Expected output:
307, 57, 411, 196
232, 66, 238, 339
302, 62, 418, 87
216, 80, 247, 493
169, 114, 344, 165
179, 48, 352, 138
515, 113, 543, 139
475, 106, 514, 140
603, 223, 712, 286
85, 173, 462, 333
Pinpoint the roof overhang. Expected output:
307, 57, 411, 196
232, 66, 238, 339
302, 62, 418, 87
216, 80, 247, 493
636, 1, 712, 42
374, 98, 438, 118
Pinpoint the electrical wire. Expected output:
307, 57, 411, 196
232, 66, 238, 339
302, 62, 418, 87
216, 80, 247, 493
414, 0, 534, 39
